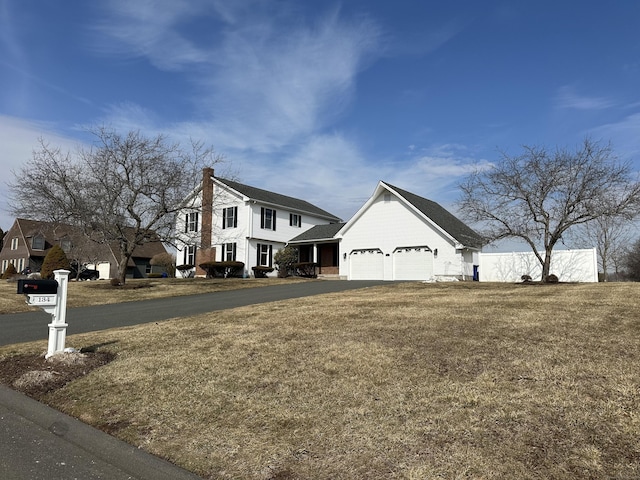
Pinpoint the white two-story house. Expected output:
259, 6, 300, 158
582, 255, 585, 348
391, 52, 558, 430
175, 168, 342, 277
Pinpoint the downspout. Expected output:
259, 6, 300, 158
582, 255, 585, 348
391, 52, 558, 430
247, 200, 254, 277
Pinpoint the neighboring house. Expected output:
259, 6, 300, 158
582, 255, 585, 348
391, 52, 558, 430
0, 218, 167, 279
175, 168, 342, 277
289, 181, 484, 281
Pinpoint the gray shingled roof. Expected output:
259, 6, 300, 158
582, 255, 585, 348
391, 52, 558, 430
289, 222, 346, 243
217, 178, 341, 221
384, 183, 484, 248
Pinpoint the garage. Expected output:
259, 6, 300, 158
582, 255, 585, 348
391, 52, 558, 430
392, 246, 433, 281
349, 249, 384, 280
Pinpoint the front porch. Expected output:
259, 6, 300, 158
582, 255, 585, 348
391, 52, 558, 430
298, 242, 340, 276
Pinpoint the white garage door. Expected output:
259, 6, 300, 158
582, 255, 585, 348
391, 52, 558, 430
349, 249, 384, 280
88, 262, 111, 280
393, 247, 433, 281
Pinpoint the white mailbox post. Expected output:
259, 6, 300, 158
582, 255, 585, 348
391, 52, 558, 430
46, 269, 70, 358
18, 269, 70, 358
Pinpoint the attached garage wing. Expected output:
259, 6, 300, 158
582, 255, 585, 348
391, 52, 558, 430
349, 249, 384, 280
392, 246, 433, 281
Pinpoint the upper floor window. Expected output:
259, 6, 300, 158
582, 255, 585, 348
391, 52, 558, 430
223, 243, 237, 261
31, 234, 45, 250
185, 212, 199, 233
10, 238, 19, 250
223, 206, 238, 229
289, 213, 301, 228
261, 208, 276, 230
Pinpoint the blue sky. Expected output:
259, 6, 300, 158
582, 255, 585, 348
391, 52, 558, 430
1, 0, 640, 239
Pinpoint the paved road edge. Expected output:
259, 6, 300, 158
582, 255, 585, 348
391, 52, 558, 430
0, 384, 202, 480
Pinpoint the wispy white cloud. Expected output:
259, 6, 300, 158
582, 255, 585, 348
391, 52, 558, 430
591, 112, 640, 160
555, 85, 616, 111
77, 1, 479, 220
378, 144, 492, 209
199, 7, 381, 152
91, 0, 214, 70
0, 0, 23, 60
94, 1, 382, 153
0, 115, 82, 228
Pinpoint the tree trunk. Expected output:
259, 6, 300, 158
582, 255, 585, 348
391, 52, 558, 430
542, 248, 553, 282
117, 253, 131, 285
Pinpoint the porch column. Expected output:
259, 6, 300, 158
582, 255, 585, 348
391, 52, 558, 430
312, 243, 318, 264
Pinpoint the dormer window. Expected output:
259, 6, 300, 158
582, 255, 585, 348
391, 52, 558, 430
31, 234, 45, 250
60, 238, 72, 252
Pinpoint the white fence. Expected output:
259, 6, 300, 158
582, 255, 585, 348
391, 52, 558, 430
478, 248, 598, 283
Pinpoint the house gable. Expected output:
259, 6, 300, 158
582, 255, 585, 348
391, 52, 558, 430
338, 181, 482, 249
383, 183, 483, 249
336, 181, 482, 281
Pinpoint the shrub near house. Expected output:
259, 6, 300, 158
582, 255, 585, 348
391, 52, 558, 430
199, 261, 245, 278
41, 245, 71, 279
1, 263, 17, 279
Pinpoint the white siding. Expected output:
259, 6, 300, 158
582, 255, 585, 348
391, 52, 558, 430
339, 191, 469, 280
175, 179, 339, 278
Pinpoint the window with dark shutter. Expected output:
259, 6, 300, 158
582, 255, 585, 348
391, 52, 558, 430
183, 245, 196, 265
257, 243, 272, 266
186, 212, 199, 232
223, 243, 237, 261
289, 213, 301, 227
223, 207, 238, 229
260, 208, 276, 230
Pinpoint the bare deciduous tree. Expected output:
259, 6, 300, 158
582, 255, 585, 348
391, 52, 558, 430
569, 214, 635, 281
459, 139, 640, 282
624, 237, 640, 281
9, 127, 223, 284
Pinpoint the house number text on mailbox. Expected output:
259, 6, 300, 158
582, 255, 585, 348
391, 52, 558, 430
27, 294, 58, 306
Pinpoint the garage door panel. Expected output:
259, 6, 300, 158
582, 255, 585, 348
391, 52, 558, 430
349, 249, 384, 280
393, 247, 433, 281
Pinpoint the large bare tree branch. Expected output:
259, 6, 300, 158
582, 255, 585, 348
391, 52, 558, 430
458, 138, 640, 281
9, 127, 224, 284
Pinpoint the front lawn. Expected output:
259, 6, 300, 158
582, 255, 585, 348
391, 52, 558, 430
1, 282, 639, 479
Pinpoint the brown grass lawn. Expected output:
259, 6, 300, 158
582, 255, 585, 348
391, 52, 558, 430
1, 282, 639, 479
0, 276, 307, 314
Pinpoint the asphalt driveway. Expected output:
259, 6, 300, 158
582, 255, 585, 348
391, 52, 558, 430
1, 280, 387, 347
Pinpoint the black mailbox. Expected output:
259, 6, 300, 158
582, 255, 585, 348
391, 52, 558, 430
17, 279, 59, 295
